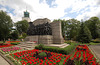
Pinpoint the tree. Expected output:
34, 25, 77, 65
11, 30, 19, 40
0, 10, 13, 42
15, 20, 29, 35
85, 17, 100, 39
77, 22, 92, 43
66, 19, 80, 40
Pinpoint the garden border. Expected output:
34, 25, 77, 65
0, 52, 14, 65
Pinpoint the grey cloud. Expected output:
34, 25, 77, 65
0, 0, 34, 12
97, 12, 100, 19
96, 0, 100, 5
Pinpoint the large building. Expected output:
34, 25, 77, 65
22, 10, 31, 22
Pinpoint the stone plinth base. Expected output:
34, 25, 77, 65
53, 38, 64, 44
25, 35, 53, 44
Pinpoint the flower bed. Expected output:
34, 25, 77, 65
0, 47, 22, 54
6, 41, 20, 44
9, 45, 100, 65
0, 44, 13, 48
63, 45, 100, 65
10, 49, 67, 65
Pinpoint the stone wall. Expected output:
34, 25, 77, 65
39, 35, 53, 44
25, 35, 53, 44
25, 36, 38, 42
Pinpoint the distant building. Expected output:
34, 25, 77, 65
22, 10, 31, 22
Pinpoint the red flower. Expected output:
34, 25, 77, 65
53, 62, 56, 65
33, 62, 37, 64
44, 57, 47, 60
39, 63, 43, 65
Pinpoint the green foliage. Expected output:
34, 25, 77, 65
91, 38, 100, 43
22, 33, 27, 39
18, 33, 27, 40
85, 17, 100, 39
10, 30, 19, 40
38, 52, 47, 57
66, 19, 80, 40
11, 42, 20, 45
35, 43, 79, 55
0, 41, 3, 43
15, 20, 29, 34
0, 10, 13, 41
89, 42, 100, 45
38, 44, 44, 49
77, 22, 92, 43
64, 40, 71, 44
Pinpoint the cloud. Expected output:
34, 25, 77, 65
96, 0, 100, 5
76, 6, 100, 21
0, 0, 100, 22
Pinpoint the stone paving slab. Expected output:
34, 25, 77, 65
45, 43, 69, 48
0, 55, 10, 65
89, 44, 100, 62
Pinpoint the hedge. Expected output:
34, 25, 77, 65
10, 42, 20, 45
35, 43, 79, 55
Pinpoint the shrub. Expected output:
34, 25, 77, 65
38, 44, 44, 49
91, 38, 100, 43
35, 43, 79, 55
64, 40, 71, 44
38, 52, 47, 57
11, 42, 20, 45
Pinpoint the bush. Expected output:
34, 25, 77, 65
38, 52, 47, 57
10, 30, 19, 40
38, 44, 44, 49
91, 38, 100, 43
11, 42, 20, 45
35, 43, 79, 55
64, 40, 71, 44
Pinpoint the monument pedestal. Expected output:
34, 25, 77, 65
25, 35, 53, 44
51, 21, 64, 44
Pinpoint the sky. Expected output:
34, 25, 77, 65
0, 0, 100, 22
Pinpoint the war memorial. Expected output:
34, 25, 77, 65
23, 10, 64, 44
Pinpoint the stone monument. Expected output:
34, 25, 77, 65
25, 18, 64, 44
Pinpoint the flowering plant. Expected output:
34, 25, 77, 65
0, 47, 22, 54
63, 45, 100, 65
0, 44, 13, 48
9, 45, 100, 65
11, 49, 66, 65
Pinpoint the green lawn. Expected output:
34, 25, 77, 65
89, 42, 100, 45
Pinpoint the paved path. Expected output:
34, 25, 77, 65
0, 55, 10, 65
89, 44, 100, 62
